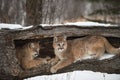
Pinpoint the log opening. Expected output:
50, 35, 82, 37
14, 36, 120, 60
14, 38, 54, 59
14, 36, 120, 72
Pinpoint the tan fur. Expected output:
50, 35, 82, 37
51, 35, 120, 73
16, 42, 48, 70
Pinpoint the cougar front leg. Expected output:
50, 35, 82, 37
50, 57, 59, 66
50, 58, 73, 73
23, 58, 47, 70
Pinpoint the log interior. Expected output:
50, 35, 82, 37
14, 38, 54, 59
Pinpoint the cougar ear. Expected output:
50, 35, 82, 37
29, 42, 35, 48
63, 35, 67, 41
54, 36, 57, 42
54, 33, 58, 42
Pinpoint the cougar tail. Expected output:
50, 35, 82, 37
103, 37, 120, 54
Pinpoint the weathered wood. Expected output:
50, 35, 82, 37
0, 25, 120, 79
8, 25, 120, 40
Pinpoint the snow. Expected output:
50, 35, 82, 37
24, 71, 120, 80
64, 21, 117, 27
99, 54, 115, 60
0, 21, 117, 30
0, 23, 33, 30
74, 54, 115, 62
40, 21, 117, 27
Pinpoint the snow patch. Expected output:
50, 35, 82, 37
75, 54, 115, 62
65, 21, 117, 27
99, 54, 115, 60
24, 71, 120, 80
40, 21, 117, 27
0, 21, 117, 30
0, 23, 33, 30
40, 23, 63, 27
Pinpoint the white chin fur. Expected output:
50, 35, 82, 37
58, 49, 64, 52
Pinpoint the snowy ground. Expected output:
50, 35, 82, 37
64, 21, 117, 27
40, 21, 117, 27
75, 53, 115, 62
25, 71, 120, 80
0, 21, 117, 30
0, 23, 32, 30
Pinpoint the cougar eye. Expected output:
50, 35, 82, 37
57, 44, 60, 46
33, 52, 39, 58
34, 53, 39, 58
35, 53, 38, 56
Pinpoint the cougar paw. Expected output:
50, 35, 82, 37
51, 61, 55, 66
43, 59, 48, 64
46, 56, 51, 60
50, 67, 57, 73
47, 58, 55, 65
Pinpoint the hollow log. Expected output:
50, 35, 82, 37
0, 25, 120, 79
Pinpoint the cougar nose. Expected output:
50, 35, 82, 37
58, 47, 64, 51
59, 48, 63, 50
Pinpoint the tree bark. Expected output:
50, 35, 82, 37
0, 25, 120, 79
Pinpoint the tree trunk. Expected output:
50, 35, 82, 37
0, 0, 120, 25
0, 25, 120, 79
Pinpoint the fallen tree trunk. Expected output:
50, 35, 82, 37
0, 25, 120, 79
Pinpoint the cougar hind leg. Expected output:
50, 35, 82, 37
90, 46, 105, 59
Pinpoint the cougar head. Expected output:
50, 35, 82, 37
28, 42, 40, 58
53, 35, 67, 52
